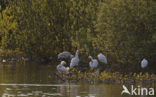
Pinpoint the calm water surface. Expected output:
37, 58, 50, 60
0, 62, 155, 97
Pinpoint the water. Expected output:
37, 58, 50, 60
0, 62, 155, 97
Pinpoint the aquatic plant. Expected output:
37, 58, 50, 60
57, 70, 156, 84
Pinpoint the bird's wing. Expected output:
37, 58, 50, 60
72, 58, 79, 64
93, 59, 98, 67
144, 60, 148, 66
58, 52, 70, 59
62, 66, 69, 73
103, 56, 107, 63
70, 58, 79, 68
98, 54, 107, 63
141, 60, 148, 68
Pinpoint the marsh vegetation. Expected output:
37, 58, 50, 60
0, 0, 155, 93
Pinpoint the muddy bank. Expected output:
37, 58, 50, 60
0, 49, 29, 63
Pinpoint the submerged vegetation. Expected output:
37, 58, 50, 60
56, 70, 156, 84
0, 0, 155, 74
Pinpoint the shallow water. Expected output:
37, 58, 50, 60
0, 62, 155, 97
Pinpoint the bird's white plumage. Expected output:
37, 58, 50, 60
141, 58, 148, 68
58, 51, 73, 59
2, 59, 6, 63
88, 56, 98, 69
57, 61, 69, 74
97, 53, 107, 64
70, 50, 79, 69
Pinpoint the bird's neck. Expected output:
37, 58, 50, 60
90, 57, 93, 61
75, 52, 78, 58
75, 54, 78, 58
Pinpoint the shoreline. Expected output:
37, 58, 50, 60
55, 71, 156, 85
0, 49, 155, 85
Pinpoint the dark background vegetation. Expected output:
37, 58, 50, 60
0, 0, 155, 73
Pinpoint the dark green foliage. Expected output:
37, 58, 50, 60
0, 0, 155, 73
94, 0, 156, 73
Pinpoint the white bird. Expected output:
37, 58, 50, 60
57, 61, 69, 74
88, 56, 98, 69
141, 58, 148, 68
58, 51, 74, 59
70, 50, 79, 69
2, 59, 6, 63
97, 53, 107, 64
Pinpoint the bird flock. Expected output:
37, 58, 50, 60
57, 50, 148, 75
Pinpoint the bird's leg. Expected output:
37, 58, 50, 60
68, 71, 71, 81
61, 72, 63, 78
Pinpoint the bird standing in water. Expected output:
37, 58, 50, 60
97, 53, 107, 64
97, 53, 108, 73
70, 50, 79, 69
88, 56, 98, 69
57, 61, 69, 74
141, 58, 148, 68
58, 51, 74, 66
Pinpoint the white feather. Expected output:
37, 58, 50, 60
70, 50, 79, 69
97, 53, 107, 64
89, 56, 98, 69
2, 59, 6, 63
141, 58, 148, 68
57, 61, 69, 74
